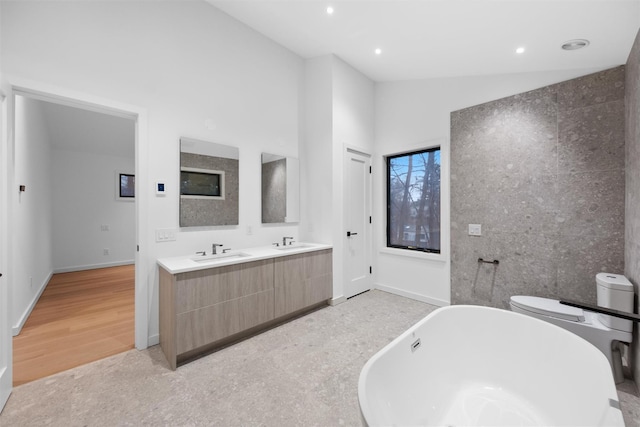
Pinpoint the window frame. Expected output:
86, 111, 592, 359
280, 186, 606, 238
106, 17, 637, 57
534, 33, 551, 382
116, 171, 135, 201
179, 166, 226, 200
386, 146, 441, 254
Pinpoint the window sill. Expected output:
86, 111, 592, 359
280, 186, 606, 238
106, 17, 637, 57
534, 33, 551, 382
379, 247, 447, 263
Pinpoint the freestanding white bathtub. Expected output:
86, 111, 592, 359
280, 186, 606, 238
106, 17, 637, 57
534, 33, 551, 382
358, 305, 624, 426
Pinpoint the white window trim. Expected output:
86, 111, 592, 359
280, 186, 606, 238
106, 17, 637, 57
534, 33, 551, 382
180, 166, 225, 200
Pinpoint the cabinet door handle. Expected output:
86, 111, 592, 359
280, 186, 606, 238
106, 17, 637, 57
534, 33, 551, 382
347, 231, 358, 237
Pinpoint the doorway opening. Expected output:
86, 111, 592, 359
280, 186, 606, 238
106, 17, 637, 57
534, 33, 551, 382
10, 93, 137, 385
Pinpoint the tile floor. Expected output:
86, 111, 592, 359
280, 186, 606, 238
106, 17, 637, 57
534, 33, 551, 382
1, 290, 640, 426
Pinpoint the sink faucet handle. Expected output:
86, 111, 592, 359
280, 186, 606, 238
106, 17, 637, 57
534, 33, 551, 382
222, 248, 231, 254
195, 251, 206, 256
272, 242, 280, 247
282, 236, 294, 246
212, 243, 223, 254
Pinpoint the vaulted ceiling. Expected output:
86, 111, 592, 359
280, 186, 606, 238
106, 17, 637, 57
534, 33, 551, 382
209, 0, 640, 82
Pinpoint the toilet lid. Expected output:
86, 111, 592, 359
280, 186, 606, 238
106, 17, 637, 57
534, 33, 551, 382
510, 296, 585, 322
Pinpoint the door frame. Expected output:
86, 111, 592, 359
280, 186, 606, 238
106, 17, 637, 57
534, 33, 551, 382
0, 85, 11, 412
3, 78, 149, 359
343, 146, 373, 298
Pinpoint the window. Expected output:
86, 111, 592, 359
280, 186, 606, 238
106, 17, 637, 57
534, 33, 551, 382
118, 173, 135, 200
387, 147, 441, 253
180, 167, 225, 199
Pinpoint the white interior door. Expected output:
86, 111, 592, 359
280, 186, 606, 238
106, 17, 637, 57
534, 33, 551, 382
344, 148, 372, 298
0, 90, 12, 411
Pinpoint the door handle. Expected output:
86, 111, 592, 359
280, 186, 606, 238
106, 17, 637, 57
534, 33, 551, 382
347, 231, 358, 237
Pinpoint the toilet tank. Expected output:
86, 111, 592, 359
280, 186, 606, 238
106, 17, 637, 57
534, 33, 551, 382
596, 273, 634, 332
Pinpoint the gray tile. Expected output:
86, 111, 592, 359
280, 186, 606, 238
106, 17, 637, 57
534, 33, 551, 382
557, 233, 625, 304
557, 170, 625, 238
0, 290, 435, 427
626, 26, 640, 393
618, 379, 640, 427
1, 290, 638, 425
451, 92, 558, 178
451, 172, 559, 235
451, 66, 625, 320
451, 229, 559, 307
558, 100, 625, 173
555, 65, 625, 110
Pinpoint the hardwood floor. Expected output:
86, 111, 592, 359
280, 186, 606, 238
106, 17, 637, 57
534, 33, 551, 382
13, 265, 135, 386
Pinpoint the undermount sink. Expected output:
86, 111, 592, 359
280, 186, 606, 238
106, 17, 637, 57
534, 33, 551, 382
191, 252, 250, 263
275, 243, 311, 250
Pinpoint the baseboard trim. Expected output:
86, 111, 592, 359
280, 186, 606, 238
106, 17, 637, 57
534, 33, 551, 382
374, 283, 450, 307
13, 271, 52, 336
54, 260, 134, 274
148, 334, 160, 347
329, 295, 346, 306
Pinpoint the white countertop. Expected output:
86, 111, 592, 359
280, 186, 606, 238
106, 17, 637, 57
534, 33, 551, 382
157, 242, 332, 274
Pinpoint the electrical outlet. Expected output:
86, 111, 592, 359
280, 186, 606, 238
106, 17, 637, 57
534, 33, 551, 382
468, 224, 482, 236
246, 226, 252, 235
103, 248, 110, 256
29, 276, 33, 289
100, 224, 110, 231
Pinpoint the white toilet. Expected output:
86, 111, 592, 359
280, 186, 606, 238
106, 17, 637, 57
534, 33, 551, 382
510, 273, 634, 383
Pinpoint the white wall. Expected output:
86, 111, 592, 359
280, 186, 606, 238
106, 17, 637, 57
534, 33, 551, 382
51, 148, 135, 272
13, 95, 53, 331
332, 58, 375, 153
2, 1, 304, 344
301, 56, 333, 245
302, 55, 374, 300
373, 67, 608, 306
331, 57, 375, 299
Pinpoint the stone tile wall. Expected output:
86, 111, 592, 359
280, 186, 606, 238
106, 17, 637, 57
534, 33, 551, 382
451, 66, 625, 308
626, 29, 640, 383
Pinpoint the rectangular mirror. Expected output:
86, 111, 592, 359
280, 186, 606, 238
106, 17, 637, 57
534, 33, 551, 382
261, 153, 299, 223
180, 137, 239, 227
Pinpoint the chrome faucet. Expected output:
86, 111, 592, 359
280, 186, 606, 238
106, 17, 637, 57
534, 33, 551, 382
212, 243, 223, 254
282, 236, 294, 246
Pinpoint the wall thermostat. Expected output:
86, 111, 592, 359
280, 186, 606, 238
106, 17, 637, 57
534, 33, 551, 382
156, 181, 166, 196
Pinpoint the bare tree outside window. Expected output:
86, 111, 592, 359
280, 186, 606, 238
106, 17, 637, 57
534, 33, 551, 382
387, 147, 441, 253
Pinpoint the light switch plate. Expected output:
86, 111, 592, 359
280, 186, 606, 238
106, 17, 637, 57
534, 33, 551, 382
468, 224, 482, 236
156, 228, 177, 242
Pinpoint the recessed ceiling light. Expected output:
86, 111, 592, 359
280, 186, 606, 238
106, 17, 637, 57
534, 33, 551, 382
562, 39, 590, 50
516, 47, 525, 54
375, 48, 382, 55
326, 6, 334, 15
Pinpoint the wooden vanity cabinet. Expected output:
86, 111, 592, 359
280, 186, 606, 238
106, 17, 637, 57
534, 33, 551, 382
274, 250, 333, 317
159, 249, 332, 370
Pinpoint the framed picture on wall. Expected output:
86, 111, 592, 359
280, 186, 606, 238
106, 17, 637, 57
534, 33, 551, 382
116, 171, 135, 201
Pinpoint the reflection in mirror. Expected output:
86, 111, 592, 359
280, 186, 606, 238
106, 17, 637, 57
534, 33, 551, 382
180, 137, 239, 227
261, 153, 300, 223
